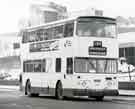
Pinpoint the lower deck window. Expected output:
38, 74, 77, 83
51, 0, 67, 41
23, 59, 46, 73
67, 58, 73, 74
56, 58, 61, 72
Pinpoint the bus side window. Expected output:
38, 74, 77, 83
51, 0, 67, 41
22, 32, 28, 43
54, 25, 64, 39
37, 29, 44, 41
42, 59, 46, 72
29, 32, 35, 42
56, 58, 61, 72
47, 28, 53, 40
46, 58, 53, 73
64, 23, 74, 37
33, 60, 41, 72
28, 63, 34, 72
44, 30, 49, 40
66, 58, 73, 74
23, 61, 26, 72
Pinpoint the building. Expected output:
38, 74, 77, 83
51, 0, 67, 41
118, 28, 135, 66
0, 32, 21, 80
0, 32, 21, 57
68, 8, 103, 18
29, 1, 68, 26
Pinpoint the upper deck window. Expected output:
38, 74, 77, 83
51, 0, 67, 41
64, 23, 74, 37
76, 17, 116, 38
22, 21, 74, 43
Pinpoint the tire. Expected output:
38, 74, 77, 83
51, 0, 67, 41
26, 81, 32, 97
55, 82, 63, 100
95, 96, 104, 101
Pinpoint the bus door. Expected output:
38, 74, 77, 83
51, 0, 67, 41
65, 57, 91, 90
64, 58, 76, 89
41, 58, 52, 88
64, 57, 82, 91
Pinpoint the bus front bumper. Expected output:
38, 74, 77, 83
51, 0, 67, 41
71, 89, 119, 96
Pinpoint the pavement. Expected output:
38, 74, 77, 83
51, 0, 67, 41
119, 90, 135, 96
0, 85, 19, 91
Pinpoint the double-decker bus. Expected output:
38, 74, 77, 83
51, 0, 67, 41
20, 16, 119, 100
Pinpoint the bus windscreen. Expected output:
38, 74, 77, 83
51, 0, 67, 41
74, 58, 117, 74
76, 17, 116, 38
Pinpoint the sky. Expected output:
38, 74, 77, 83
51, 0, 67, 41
0, 0, 135, 33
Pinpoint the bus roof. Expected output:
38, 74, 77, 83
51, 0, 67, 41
77, 16, 116, 21
23, 16, 116, 32
23, 17, 76, 31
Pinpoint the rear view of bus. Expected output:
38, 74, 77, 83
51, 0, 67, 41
73, 16, 118, 100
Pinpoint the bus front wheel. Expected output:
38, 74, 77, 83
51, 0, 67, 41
89, 96, 104, 101
55, 82, 63, 100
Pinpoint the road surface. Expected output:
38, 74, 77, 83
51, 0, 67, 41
0, 87, 135, 109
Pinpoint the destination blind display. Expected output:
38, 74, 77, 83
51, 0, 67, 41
88, 41, 107, 56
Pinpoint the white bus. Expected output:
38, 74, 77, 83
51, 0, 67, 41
20, 16, 119, 100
